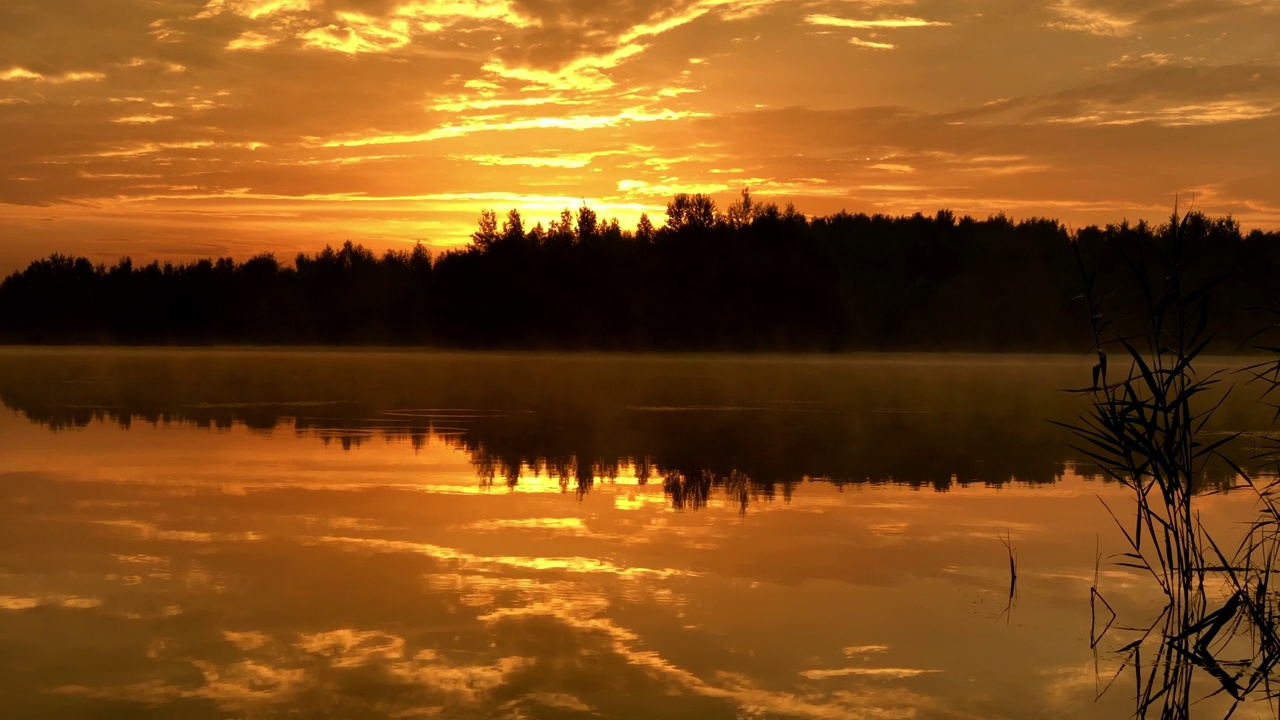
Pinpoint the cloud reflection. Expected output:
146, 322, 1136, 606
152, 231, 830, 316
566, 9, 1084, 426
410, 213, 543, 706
315, 535, 695, 578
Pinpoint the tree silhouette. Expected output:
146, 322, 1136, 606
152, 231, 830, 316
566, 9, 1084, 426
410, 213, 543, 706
1, 191, 1276, 351
664, 193, 717, 233
471, 210, 499, 251
636, 213, 655, 243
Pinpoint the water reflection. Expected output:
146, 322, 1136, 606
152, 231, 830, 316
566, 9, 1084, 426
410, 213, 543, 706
1085, 506, 1280, 720
1086, 581, 1280, 719
0, 349, 1275, 718
0, 349, 1107, 496
3, 349, 1263, 504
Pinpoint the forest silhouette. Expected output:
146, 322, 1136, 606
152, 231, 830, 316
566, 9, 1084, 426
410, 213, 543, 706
2, 191, 1276, 350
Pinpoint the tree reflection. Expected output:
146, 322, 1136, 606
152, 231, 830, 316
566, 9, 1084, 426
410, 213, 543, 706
0, 350, 1267, 515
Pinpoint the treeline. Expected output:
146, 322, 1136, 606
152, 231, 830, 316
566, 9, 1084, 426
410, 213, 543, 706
2, 191, 1277, 350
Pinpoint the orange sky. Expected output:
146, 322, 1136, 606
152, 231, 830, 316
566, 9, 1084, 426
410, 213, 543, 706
1, 0, 1278, 272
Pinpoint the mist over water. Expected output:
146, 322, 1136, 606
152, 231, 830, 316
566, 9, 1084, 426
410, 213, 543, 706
0, 349, 1272, 718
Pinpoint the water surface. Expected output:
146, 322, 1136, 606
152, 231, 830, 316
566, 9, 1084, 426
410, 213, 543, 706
0, 349, 1271, 718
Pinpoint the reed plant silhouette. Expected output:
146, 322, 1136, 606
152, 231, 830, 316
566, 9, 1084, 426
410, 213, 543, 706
1068, 209, 1280, 718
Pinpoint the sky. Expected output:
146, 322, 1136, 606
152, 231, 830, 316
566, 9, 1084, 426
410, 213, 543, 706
0, 0, 1278, 272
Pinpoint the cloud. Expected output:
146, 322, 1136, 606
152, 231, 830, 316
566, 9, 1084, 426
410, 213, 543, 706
195, 0, 313, 20
0, 67, 105, 83
299, 12, 415, 53
849, 37, 896, 50
320, 107, 709, 146
112, 114, 175, 124
806, 15, 950, 30
481, 45, 646, 92
1045, 0, 1268, 36
227, 30, 279, 50
1044, 0, 1134, 35
456, 152, 619, 168
396, 0, 534, 26
803, 10, 949, 50
0, 0, 1276, 271
1107, 52, 1176, 69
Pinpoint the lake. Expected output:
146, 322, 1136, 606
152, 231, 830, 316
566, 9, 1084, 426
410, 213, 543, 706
0, 349, 1273, 719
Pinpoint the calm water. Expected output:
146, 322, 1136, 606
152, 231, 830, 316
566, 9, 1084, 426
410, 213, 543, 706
0, 349, 1273, 719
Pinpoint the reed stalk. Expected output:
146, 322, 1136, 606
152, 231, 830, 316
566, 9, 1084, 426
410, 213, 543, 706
1066, 210, 1280, 717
